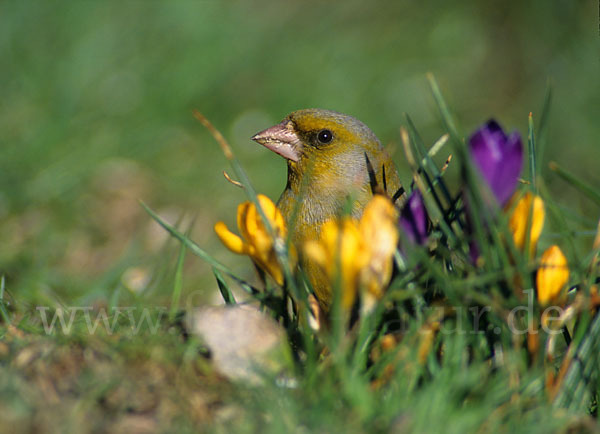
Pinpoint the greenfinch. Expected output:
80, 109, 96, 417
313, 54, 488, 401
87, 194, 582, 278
252, 109, 400, 309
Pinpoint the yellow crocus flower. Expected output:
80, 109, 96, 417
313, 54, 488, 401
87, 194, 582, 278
507, 192, 545, 256
537, 245, 569, 306
359, 195, 399, 301
214, 194, 289, 286
304, 218, 368, 310
303, 195, 399, 310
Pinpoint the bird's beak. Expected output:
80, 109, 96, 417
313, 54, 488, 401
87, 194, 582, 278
251, 120, 302, 162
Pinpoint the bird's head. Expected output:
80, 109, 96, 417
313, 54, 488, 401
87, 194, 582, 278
252, 109, 385, 191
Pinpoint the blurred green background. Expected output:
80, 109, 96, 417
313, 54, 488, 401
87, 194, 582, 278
1, 0, 598, 307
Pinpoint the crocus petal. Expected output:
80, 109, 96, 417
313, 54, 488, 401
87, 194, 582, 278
304, 196, 399, 311
262, 253, 284, 286
303, 241, 328, 269
321, 219, 365, 278
304, 218, 367, 310
257, 193, 288, 243
469, 120, 507, 191
257, 194, 280, 231
245, 195, 286, 255
237, 201, 252, 244
508, 192, 545, 256
537, 245, 569, 306
360, 195, 399, 299
469, 120, 523, 206
218, 194, 289, 286
214, 222, 252, 255
360, 196, 399, 255
337, 219, 368, 309
244, 201, 271, 256
399, 190, 428, 245
492, 132, 523, 205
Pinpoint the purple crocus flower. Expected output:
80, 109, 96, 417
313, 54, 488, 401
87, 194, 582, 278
399, 190, 428, 245
469, 120, 523, 206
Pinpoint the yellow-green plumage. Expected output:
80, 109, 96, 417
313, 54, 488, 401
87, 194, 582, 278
253, 109, 400, 309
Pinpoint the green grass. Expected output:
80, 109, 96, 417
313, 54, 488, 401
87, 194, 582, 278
5, 76, 595, 433
1, 1, 600, 432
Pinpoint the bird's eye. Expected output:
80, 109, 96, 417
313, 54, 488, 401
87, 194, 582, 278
317, 129, 333, 144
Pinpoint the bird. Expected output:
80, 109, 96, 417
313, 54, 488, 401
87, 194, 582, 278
252, 108, 401, 310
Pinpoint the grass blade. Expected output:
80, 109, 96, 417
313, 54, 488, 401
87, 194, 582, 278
0, 276, 11, 324
536, 80, 553, 168
427, 73, 460, 142
141, 200, 260, 297
169, 238, 186, 321
141, 201, 234, 276
214, 268, 236, 305
400, 127, 457, 245
549, 162, 600, 207
405, 114, 452, 205
528, 112, 537, 192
